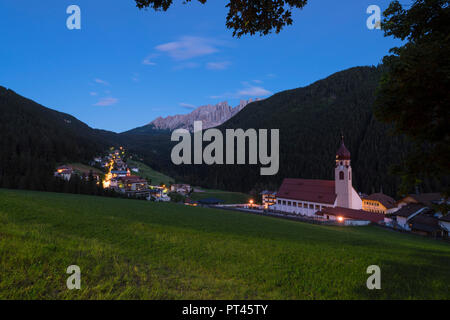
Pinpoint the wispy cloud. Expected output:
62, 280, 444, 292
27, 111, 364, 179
211, 84, 272, 99
206, 61, 231, 70
238, 86, 271, 97
179, 102, 196, 109
89, 92, 98, 96
156, 36, 223, 60
94, 78, 109, 86
94, 97, 118, 106
132, 73, 140, 82
142, 54, 158, 66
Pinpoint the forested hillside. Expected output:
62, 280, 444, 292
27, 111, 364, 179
125, 66, 426, 197
0, 86, 118, 190
0, 66, 441, 197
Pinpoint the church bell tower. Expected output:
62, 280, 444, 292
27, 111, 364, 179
335, 135, 353, 208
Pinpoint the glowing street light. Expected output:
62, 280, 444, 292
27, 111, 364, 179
337, 216, 344, 223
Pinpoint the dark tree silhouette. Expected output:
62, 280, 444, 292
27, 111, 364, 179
374, 0, 450, 194
134, 0, 308, 37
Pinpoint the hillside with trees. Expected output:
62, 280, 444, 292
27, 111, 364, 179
0, 86, 118, 191
124, 66, 424, 197
0, 65, 444, 197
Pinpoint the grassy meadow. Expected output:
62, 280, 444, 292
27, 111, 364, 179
66, 163, 103, 175
189, 189, 252, 204
127, 160, 174, 186
0, 189, 449, 299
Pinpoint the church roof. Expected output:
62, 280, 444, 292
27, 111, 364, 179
318, 207, 385, 223
276, 178, 336, 204
336, 137, 351, 160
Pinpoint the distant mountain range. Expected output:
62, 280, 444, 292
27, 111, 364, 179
137, 99, 260, 133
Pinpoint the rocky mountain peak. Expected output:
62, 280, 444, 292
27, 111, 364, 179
149, 98, 260, 131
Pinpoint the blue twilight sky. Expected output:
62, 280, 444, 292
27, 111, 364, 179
0, 0, 403, 132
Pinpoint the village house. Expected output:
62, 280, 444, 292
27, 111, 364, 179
111, 170, 129, 178
54, 165, 73, 181
148, 186, 170, 201
362, 193, 398, 214
390, 203, 431, 230
260, 190, 277, 208
119, 175, 148, 192
170, 184, 192, 195
408, 214, 443, 237
273, 137, 363, 216
316, 206, 385, 226
438, 215, 450, 238
397, 193, 444, 208
387, 194, 449, 237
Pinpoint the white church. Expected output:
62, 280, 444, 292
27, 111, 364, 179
273, 137, 363, 216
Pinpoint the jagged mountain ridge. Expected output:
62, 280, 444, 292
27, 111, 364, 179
149, 99, 260, 131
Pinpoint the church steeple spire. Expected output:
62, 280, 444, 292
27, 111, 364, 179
336, 134, 351, 160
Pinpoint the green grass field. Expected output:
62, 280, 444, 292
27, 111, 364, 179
66, 163, 103, 175
189, 189, 252, 204
127, 160, 174, 186
0, 189, 449, 299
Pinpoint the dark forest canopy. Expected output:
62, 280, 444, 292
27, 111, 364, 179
134, 0, 308, 37
375, 0, 450, 195
0, 86, 117, 193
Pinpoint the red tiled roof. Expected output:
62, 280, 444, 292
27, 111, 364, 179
277, 178, 336, 204
318, 206, 384, 223
362, 193, 396, 209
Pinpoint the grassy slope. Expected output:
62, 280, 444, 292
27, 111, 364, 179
189, 189, 252, 204
66, 163, 103, 175
127, 160, 174, 186
0, 189, 449, 299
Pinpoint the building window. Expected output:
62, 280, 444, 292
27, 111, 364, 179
282, 200, 286, 205
288, 201, 291, 206
309, 204, 313, 209
339, 171, 344, 180
278, 200, 281, 204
